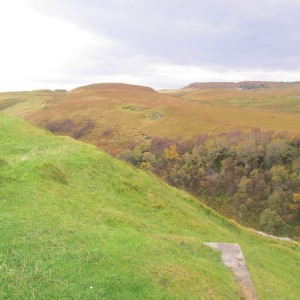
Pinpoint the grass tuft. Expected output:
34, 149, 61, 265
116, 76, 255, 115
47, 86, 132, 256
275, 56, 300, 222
36, 162, 68, 184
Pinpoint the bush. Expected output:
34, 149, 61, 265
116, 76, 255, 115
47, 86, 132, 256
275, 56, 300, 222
260, 209, 284, 234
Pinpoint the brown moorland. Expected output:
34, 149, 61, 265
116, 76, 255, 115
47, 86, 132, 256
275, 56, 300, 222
2, 82, 300, 154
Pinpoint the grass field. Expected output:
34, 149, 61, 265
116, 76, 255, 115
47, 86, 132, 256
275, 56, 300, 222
0, 114, 299, 299
169, 85, 300, 114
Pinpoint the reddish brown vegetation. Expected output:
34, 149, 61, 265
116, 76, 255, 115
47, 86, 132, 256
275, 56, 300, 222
46, 119, 95, 139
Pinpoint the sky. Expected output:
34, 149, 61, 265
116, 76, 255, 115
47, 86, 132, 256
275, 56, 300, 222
1, 0, 300, 91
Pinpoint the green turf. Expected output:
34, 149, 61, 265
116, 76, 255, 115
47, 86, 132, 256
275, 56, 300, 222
0, 114, 299, 299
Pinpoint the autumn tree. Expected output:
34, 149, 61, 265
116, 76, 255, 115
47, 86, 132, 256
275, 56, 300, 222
164, 145, 179, 160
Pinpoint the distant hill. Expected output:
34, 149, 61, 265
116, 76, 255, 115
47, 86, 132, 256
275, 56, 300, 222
0, 113, 299, 299
72, 83, 157, 93
184, 81, 300, 90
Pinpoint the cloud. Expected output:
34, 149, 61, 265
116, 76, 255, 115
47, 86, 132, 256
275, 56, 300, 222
1, 0, 300, 91
0, 1, 117, 91
65, 57, 300, 90
148, 64, 300, 88
26, 0, 300, 66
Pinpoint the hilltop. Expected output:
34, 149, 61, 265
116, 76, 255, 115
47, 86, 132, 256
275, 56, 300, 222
71, 83, 157, 93
0, 113, 299, 299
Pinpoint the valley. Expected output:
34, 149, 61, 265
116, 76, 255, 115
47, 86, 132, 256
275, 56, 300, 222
1, 82, 300, 240
0, 113, 299, 299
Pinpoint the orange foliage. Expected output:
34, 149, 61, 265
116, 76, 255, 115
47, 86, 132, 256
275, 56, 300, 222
164, 145, 179, 160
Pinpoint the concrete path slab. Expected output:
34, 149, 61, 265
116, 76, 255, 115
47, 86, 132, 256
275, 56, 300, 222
205, 243, 258, 300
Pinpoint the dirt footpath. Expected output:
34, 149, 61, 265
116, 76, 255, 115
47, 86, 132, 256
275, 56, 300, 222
204, 243, 258, 300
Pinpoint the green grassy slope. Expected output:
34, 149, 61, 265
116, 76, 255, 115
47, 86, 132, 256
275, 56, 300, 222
0, 114, 299, 299
0, 90, 64, 118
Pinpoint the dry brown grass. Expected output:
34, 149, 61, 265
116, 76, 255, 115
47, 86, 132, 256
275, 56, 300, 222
2, 83, 300, 153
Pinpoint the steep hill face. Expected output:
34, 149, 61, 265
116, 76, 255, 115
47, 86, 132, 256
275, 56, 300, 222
0, 114, 299, 299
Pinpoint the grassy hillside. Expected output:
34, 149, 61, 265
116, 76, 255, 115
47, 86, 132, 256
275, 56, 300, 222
170, 84, 300, 114
0, 90, 64, 118
0, 114, 299, 299
183, 81, 291, 89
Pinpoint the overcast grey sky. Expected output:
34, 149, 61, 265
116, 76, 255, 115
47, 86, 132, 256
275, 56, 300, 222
1, 0, 300, 91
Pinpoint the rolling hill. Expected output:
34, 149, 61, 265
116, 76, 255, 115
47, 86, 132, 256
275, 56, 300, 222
172, 83, 300, 114
2, 83, 300, 155
71, 83, 157, 93
0, 113, 299, 299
